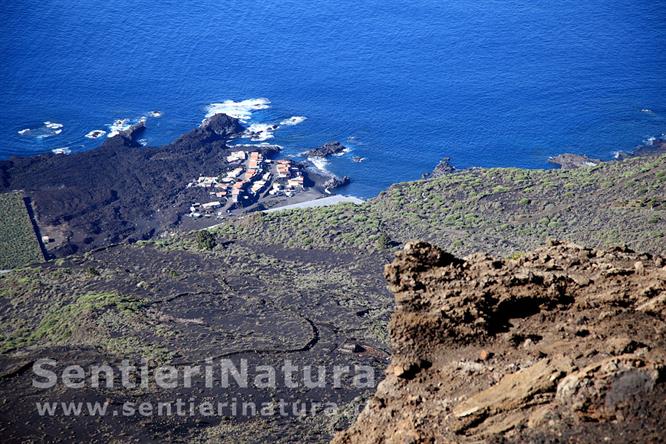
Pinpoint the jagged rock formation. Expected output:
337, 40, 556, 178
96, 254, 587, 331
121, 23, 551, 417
548, 153, 600, 169
306, 141, 348, 158
168, 113, 244, 151
322, 175, 351, 191
102, 119, 146, 149
334, 240, 666, 443
422, 157, 455, 179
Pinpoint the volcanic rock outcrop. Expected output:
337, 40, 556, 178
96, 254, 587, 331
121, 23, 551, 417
322, 175, 351, 191
168, 113, 244, 151
334, 240, 666, 443
306, 141, 348, 158
421, 156, 455, 179
548, 153, 600, 169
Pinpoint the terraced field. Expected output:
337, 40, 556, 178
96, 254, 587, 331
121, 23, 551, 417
0, 192, 43, 269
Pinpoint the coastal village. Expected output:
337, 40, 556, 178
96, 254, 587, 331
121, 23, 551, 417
186, 149, 306, 219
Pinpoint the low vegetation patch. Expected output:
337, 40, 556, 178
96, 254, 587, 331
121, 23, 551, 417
212, 155, 666, 256
0, 291, 143, 352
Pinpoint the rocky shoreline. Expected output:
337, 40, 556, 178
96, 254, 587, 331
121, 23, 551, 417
549, 137, 666, 169
548, 153, 600, 169
424, 137, 666, 178
0, 115, 348, 259
2, 117, 663, 263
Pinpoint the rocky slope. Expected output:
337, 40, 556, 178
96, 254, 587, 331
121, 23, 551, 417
0, 236, 393, 442
334, 240, 666, 443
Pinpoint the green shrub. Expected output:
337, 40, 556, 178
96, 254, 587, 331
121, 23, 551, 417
374, 233, 391, 250
195, 230, 217, 250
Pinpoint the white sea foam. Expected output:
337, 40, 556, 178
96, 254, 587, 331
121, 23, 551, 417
308, 156, 332, 175
280, 116, 307, 126
641, 108, 654, 114
107, 118, 130, 137
138, 139, 148, 146
245, 123, 278, 142
205, 98, 271, 122
44, 121, 64, 130
85, 129, 107, 139
18, 122, 64, 138
334, 147, 352, 157
51, 147, 71, 155
230, 143, 284, 154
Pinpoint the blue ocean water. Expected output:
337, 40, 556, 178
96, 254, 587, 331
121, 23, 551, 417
1, 0, 665, 197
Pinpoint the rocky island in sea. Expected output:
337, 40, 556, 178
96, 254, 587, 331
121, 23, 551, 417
305, 141, 349, 158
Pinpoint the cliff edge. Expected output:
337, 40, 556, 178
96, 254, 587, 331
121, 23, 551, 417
334, 240, 666, 443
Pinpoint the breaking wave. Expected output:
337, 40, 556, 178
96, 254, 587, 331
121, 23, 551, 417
107, 119, 131, 137
308, 156, 332, 176
106, 116, 147, 137
17, 121, 64, 139
280, 116, 307, 126
85, 129, 107, 139
245, 123, 278, 142
205, 98, 271, 122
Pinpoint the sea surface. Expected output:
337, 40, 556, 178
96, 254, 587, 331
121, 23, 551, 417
2, 0, 665, 197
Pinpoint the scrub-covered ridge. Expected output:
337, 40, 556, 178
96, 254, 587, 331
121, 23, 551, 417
214, 153, 666, 256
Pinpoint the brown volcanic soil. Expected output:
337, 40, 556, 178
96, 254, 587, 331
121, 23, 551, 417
334, 240, 666, 443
